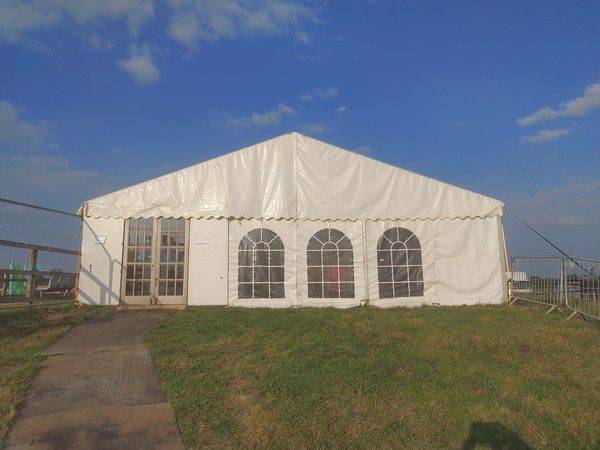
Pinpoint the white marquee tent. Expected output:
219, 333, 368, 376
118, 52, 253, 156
78, 132, 508, 308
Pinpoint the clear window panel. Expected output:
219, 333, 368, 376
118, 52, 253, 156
377, 228, 424, 299
379, 282, 394, 299
338, 250, 354, 265
377, 250, 392, 266
307, 250, 322, 266
322, 250, 339, 266
307, 267, 322, 282
238, 267, 253, 283
255, 250, 269, 266
270, 250, 284, 266
392, 267, 409, 283
339, 283, 355, 297
392, 250, 408, 266
394, 282, 409, 297
308, 282, 323, 298
408, 282, 424, 297
237, 228, 285, 299
270, 283, 285, 298
239, 250, 252, 266
409, 266, 423, 282
239, 283, 253, 299
253, 283, 270, 298
378, 266, 391, 283
270, 267, 284, 283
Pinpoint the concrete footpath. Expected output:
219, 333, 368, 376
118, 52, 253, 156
2, 310, 184, 450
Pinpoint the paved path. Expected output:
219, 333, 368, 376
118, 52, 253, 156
2, 310, 184, 450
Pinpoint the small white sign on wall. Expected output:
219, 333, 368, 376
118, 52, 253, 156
194, 238, 211, 249
95, 234, 107, 244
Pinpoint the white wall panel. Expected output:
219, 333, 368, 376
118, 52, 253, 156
79, 218, 124, 305
432, 217, 504, 305
188, 219, 229, 305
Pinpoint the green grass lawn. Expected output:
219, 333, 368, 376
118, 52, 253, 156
0, 305, 113, 444
146, 305, 600, 450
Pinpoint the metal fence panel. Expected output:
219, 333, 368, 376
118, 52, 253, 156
510, 256, 600, 321
563, 257, 600, 321
0, 198, 81, 308
510, 256, 563, 311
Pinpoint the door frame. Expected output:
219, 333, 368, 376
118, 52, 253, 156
120, 218, 189, 305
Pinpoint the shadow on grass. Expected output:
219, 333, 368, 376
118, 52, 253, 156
462, 421, 533, 450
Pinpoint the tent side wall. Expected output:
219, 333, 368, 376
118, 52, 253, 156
79, 218, 124, 306
432, 216, 506, 305
77, 215, 507, 307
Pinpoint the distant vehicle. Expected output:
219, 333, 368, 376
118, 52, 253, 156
509, 271, 532, 293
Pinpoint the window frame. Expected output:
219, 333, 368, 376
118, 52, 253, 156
238, 227, 285, 299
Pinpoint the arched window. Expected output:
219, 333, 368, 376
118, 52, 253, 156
238, 228, 285, 299
307, 228, 355, 298
377, 227, 424, 298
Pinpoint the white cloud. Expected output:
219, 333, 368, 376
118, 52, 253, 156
294, 30, 309, 43
521, 128, 575, 143
0, 1, 60, 42
337, 106, 347, 113
0, 100, 55, 149
300, 87, 339, 101
314, 87, 338, 98
221, 102, 295, 129
302, 124, 326, 134
166, 1, 319, 48
85, 33, 116, 51
504, 180, 600, 257
168, 12, 203, 47
0, 0, 153, 43
1, 153, 106, 208
508, 180, 600, 228
118, 44, 160, 83
518, 81, 600, 126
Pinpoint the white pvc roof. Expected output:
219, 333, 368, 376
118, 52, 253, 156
80, 132, 504, 220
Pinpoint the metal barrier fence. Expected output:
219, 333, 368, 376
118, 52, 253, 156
510, 256, 600, 321
0, 197, 82, 309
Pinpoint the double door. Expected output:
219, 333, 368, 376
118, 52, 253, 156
121, 218, 188, 305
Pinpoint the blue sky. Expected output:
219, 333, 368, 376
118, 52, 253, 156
1, 0, 599, 258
